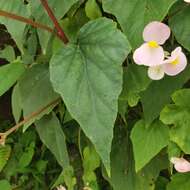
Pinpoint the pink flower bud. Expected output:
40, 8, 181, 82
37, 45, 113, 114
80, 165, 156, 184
171, 157, 190, 173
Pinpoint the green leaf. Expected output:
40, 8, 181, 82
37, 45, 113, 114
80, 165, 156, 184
18, 142, 35, 168
11, 83, 22, 123
167, 173, 190, 190
60, 8, 89, 43
18, 64, 59, 131
167, 142, 181, 159
110, 125, 168, 190
0, 60, 25, 97
35, 113, 70, 168
52, 167, 76, 190
130, 120, 169, 171
0, 180, 11, 190
83, 146, 100, 174
85, 0, 102, 20
83, 146, 100, 186
0, 46, 15, 62
141, 66, 190, 125
155, 176, 169, 190
22, 27, 38, 65
118, 98, 128, 122
110, 125, 130, 190
169, 2, 190, 51
0, 0, 30, 51
35, 160, 48, 174
102, 0, 176, 48
160, 89, 190, 154
0, 145, 11, 172
50, 18, 131, 171
120, 65, 151, 107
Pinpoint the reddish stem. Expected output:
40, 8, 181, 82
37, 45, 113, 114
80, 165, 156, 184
40, 0, 69, 44
0, 10, 54, 34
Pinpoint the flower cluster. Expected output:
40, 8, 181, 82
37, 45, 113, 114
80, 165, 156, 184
133, 21, 187, 80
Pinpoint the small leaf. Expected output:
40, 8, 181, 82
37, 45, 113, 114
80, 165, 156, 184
36, 113, 70, 168
18, 142, 35, 168
18, 64, 59, 130
0, 145, 11, 172
35, 160, 48, 174
52, 167, 76, 190
11, 83, 22, 123
120, 65, 151, 107
0, 60, 25, 97
130, 120, 169, 171
85, 0, 102, 20
0, 46, 15, 62
83, 146, 100, 186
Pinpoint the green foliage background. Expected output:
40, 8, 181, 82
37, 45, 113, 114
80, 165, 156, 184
0, 0, 190, 189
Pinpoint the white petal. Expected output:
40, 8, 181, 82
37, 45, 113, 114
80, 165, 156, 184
133, 43, 164, 66
143, 21, 171, 45
163, 48, 187, 76
148, 65, 165, 80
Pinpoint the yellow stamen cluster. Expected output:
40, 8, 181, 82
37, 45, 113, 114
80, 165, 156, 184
171, 58, 179, 65
148, 41, 159, 48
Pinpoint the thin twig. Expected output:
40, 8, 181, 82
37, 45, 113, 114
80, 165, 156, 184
40, 0, 69, 44
0, 98, 61, 145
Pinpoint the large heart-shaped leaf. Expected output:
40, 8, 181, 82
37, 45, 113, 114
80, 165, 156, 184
50, 18, 131, 171
102, 0, 176, 48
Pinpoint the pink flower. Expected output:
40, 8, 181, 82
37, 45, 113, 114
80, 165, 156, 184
171, 157, 190, 173
163, 47, 187, 76
147, 47, 187, 80
133, 21, 171, 66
